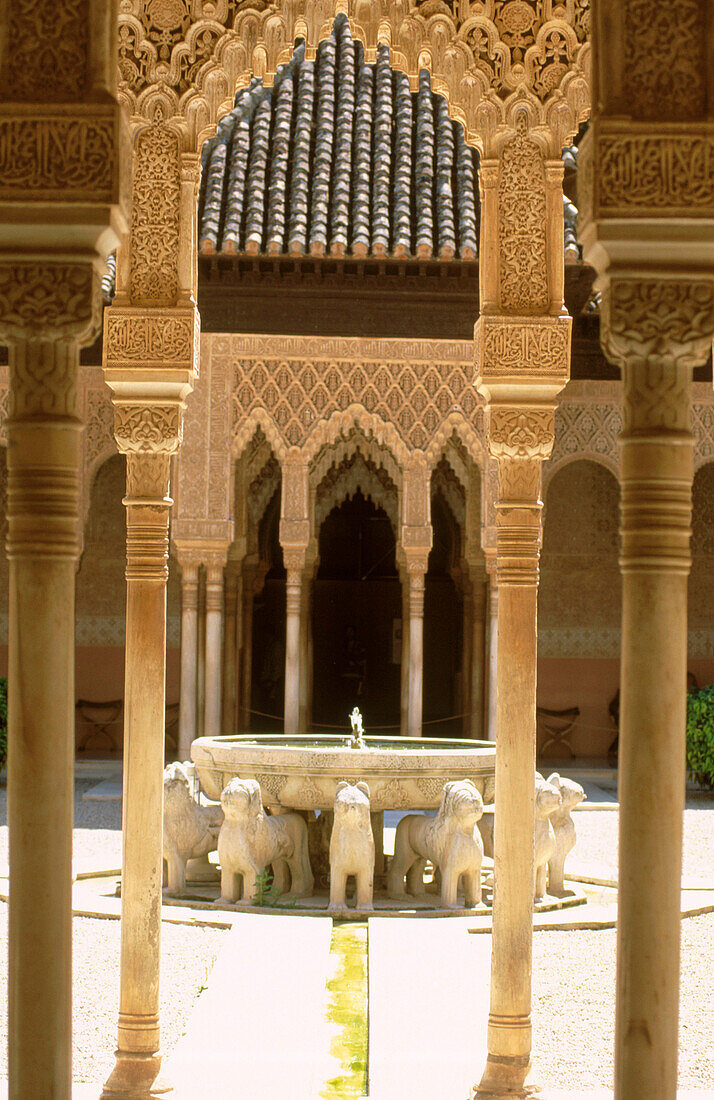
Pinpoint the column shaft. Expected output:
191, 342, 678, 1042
7, 339, 80, 1100
407, 570, 425, 738
196, 577, 206, 738
400, 579, 410, 736
615, 369, 692, 1100
222, 568, 239, 733
461, 580, 473, 737
178, 563, 199, 760
486, 578, 499, 742
284, 569, 302, 735
102, 451, 173, 1097
298, 571, 311, 733
240, 566, 255, 730
204, 564, 224, 736
470, 582, 486, 740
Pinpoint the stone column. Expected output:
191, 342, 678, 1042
222, 564, 240, 733
399, 566, 410, 736
469, 575, 487, 740
472, 116, 571, 1097
280, 459, 310, 736
578, 7, 714, 1091
101, 405, 189, 1099
298, 559, 316, 733
240, 559, 258, 730
0, 266, 104, 1100
204, 548, 229, 737
101, 120, 199, 1096
177, 556, 200, 761
196, 575, 206, 738
405, 558, 428, 738
486, 568, 499, 743
460, 575, 473, 736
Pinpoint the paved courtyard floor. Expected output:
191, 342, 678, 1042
0, 765, 711, 1098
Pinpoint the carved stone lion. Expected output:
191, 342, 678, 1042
388, 779, 485, 909
546, 772, 586, 895
217, 777, 313, 904
163, 761, 223, 897
328, 781, 374, 912
534, 773, 562, 901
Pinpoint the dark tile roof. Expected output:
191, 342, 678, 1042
198, 15, 479, 261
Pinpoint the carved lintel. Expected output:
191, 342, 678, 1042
103, 306, 199, 376
0, 262, 102, 347
476, 315, 571, 388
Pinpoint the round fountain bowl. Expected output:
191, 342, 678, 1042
191, 734, 496, 812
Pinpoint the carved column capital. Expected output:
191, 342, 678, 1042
600, 277, 714, 377
488, 405, 556, 463
114, 402, 184, 456
0, 261, 102, 350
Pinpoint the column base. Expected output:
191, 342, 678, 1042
470, 1054, 544, 1099
101, 1051, 172, 1098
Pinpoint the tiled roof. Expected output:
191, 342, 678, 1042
198, 15, 479, 261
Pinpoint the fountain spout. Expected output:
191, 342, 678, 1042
347, 707, 367, 750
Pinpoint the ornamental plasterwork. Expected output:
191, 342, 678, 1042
315, 452, 399, 532
223, 334, 485, 467
116, 0, 590, 153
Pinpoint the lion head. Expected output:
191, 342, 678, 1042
535, 774, 562, 819
437, 779, 484, 830
333, 781, 371, 826
547, 772, 586, 813
221, 777, 263, 821
164, 761, 194, 808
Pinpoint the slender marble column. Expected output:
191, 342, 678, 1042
598, 286, 714, 1100
178, 560, 199, 760
196, 575, 206, 739
469, 579, 487, 740
204, 562, 225, 736
284, 567, 303, 735
240, 562, 257, 730
298, 567, 313, 732
102, 446, 177, 1097
222, 567, 239, 733
6, 336, 82, 1100
486, 574, 499, 742
406, 563, 427, 738
400, 574, 410, 736
461, 578, 473, 736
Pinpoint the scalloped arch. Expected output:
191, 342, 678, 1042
119, 1, 591, 154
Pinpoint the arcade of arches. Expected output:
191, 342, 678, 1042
1, 3, 713, 1100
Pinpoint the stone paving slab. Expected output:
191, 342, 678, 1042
368, 917, 490, 1100
165, 912, 333, 1099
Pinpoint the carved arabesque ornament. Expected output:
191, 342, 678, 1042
601, 280, 714, 375
116, 0, 590, 153
488, 406, 555, 460
130, 121, 181, 305
498, 114, 548, 313
114, 403, 184, 453
0, 263, 102, 345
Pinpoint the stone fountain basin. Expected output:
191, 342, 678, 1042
191, 734, 496, 812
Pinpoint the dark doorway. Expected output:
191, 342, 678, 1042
424, 492, 462, 736
313, 491, 400, 731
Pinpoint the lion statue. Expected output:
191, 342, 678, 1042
217, 777, 313, 904
534, 773, 562, 901
329, 782, 374, 912
546, 772, 586, 895
163, 761, 223, 897
388, 779, 484, 909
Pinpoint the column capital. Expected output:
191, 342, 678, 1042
0, 261, 103, 350
600, 277, 714, 376
103, 304, 199, 385
475, 314, 571, 400
487, 404, 557, 464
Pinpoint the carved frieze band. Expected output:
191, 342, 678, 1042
130, 121, 181, 306
498, 116, 549, 314
478, 315, 571, 380
228, 336, 481, 461
0, 111, 122, 201
104, 307, 199, 371
0, 262, 101, 344
584, 126, 714, 218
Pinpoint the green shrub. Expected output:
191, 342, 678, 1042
0, 677, 7, 769
686, 684, 714, 789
